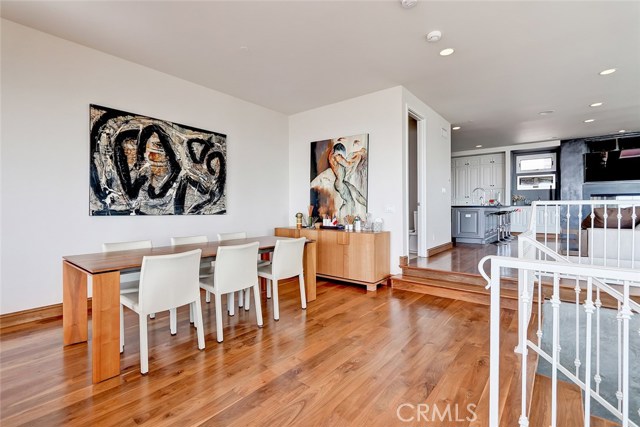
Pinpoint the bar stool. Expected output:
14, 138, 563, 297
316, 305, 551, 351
493, 211, 508, 245
503, 209, 515, 240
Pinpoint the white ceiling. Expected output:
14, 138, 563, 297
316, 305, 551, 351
2, 1, 639, 152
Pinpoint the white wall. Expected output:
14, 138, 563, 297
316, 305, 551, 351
289, 86, 451, 274
0, 20, 289, 314
402, 88, 452, 254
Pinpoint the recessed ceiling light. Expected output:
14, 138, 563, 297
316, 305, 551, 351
619, 129, 626, 133
475, 145, 482, 148
539, 110, 554, 115
584, 119, 595, 123
239, 46, 249, 51
590, 102, 603, 107
439, 48, 455, 56
599, 68, 616, 75
452, 126, 461, 130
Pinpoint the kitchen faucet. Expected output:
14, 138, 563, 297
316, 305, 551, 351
472, 187, 486, 205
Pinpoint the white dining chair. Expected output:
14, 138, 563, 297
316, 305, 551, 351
102, 240, 152, 295
257, 237, 307, 321
217, 232, 269, 313
120, 249, 205, 374
103, 240, 160, 350
171, 235, 214, 305
199, 242, 263, 343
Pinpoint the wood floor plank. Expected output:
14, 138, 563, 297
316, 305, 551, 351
1, 279, 527, 427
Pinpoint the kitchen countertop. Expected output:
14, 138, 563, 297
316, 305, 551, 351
451, 205, 505, 208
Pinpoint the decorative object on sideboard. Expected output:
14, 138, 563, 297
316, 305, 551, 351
354, 216, 362, 232
512, 194, 526, 206
89, 104, 226, 216
308, 216, 319, 228
295, 212, 303, 229
372, 218, 384, 232
310, 134, 369, 220
344, 215, 355, 231
364, 212, 374, 231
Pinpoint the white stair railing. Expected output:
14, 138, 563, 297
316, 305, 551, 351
482, 256, 639, 427
482, 199, 640, 427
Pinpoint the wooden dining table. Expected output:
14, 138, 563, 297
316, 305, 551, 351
62, 236, 317, 383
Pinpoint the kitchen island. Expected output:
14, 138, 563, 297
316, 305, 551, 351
451, 205, 508, 244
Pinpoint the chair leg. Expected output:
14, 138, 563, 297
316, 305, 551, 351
120, 303, 125, 353
189, 303, 194, 325
170, 308, 177, 335
215, 293, 224, 343
266, 279, 271, 299
206, 290, 211, 303
227, 293, 235, 316
238, 290, 244, 308
244, 288, 251, 311
272, 279, 280, 321
299, 273, 307, 309
150, 313, 155, 319
193, 299, 205, 350
139, 314, 149, 374
253, 283, 263, 328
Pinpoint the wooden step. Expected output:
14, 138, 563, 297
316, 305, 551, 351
401, 265, 519, 289
529, 373, 624, 426
591, 415, 621, 427
400, 265, 628, 309
390, 274, 520, 310
529, 374, 585, 427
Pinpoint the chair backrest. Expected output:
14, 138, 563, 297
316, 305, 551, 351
272, 238, 306, 279
213, 242, 259, 294
171, 235, 208, 246
217, 232, 247, 242
102, 240, 152, 253
138, 249, 202, 313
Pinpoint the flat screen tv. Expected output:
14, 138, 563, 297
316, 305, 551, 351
584, 150, 640, 182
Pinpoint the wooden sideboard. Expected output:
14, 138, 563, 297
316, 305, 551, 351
275, 227, 390, 291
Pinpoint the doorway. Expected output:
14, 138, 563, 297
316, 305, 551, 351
408, 115, 418, 260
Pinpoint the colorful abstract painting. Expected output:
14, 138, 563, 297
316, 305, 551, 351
89, 105, 226, 215
310, 134, 368, 220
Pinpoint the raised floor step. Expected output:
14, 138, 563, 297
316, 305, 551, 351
390, 274, 520, 310
401, 264, 519, 289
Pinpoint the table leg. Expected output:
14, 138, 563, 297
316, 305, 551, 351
259, 252, 270, 289
63, 261, 88, 345
303, 241, 317, 302
91, 271, 121, 383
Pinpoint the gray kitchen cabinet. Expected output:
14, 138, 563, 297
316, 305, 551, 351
451, 206, 502, 244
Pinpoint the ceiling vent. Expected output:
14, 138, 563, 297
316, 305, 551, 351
401, 0, 418, 9
426, 30, 442, 42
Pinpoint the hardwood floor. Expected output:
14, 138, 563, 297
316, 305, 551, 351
409, 240, 519, 279
1, 280, 526, 426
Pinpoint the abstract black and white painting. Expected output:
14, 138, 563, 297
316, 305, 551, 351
310, 134, 368, 220
89, 105, 226, 215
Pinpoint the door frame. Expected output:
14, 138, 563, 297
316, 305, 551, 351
404, 106, 427, 258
